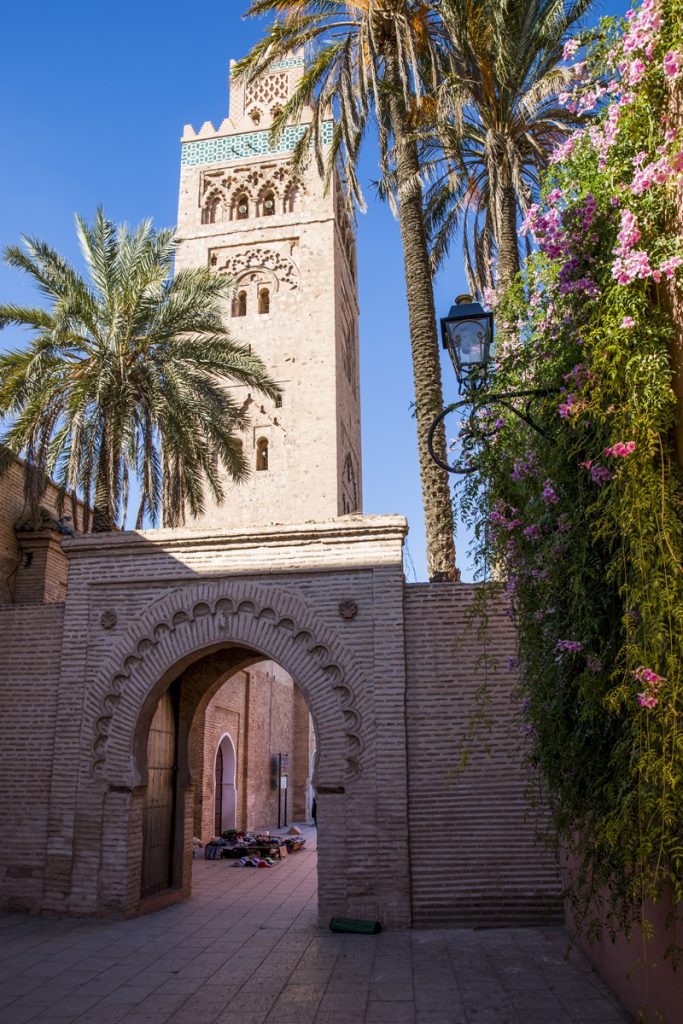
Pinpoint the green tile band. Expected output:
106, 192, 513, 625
181, 120, 334, 167
229, 56, 305, 75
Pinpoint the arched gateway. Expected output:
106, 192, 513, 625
0, 515, 559, 929
72, 579, 370, 920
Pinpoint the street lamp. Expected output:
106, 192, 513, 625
429, 294, 553, 474
440, 294, 494, 388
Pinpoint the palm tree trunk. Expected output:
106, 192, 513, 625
92, 429, 115, 533
496, 173, 520, 290
384, 47, 458, 581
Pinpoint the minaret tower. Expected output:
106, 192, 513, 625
175, 53, 362, 529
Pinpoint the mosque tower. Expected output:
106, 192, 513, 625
175, 53, 362, 528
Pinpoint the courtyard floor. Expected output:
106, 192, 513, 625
0, 827, 631, 1024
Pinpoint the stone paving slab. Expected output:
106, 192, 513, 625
0, 828, 631, 1023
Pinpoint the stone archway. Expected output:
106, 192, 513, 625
72, 580, 372, 920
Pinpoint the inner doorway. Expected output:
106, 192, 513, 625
138, 649, 317, 905
214, 733, 237, 834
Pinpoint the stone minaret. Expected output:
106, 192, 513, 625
175, 53, 362, 529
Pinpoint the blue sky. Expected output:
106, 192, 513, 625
0, 1, 628, 580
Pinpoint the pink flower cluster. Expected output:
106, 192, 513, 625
630, 145, 683, 197
612, 210, 656, 284
542, 480, 559, 504
549, 131, 583, 165
490, 507, 522, 531
588, 103, 622, 169
512, 450, 538, 480
605, 440, 636, 456
664, 50, 682, 79
563, 37, 581, 61
591, 465, 612, 485
556, 639, 584, 654
622, 0, 661, 59
632, 664, 666, 709
661, 255, 683, 279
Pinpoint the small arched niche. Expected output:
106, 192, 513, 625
262, 190, 276, 217
256, 437, 269, 471
232, 290, 247, 318
202, 195, 223, 225
258, 288, 270, 315
214, 733, 237, 835
235, 194, 249, 221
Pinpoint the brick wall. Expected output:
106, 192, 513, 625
0, 459, 84, 605
0, 603, 64, 912
196, 662, 313, 840
404, 584, 563, 927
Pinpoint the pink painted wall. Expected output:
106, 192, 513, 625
570, 893, 682, 1024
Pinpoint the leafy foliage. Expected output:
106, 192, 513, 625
423, 0, 590, 292
459, 0, 683, 968
0, 210, 280, 531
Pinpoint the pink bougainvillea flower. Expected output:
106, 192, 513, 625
664, 50, 682, 78
638, 692, 659, 708
620, 316, 635, 327
605, 441, 636, 457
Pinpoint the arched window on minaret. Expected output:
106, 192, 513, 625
262, 191, 276, 217
202, 195, 223, 225
256, 438, 269, 471
236, 194, 249, 221
258, 288, 270, 315
232, 290, 247, 318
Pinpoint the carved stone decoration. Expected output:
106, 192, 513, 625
245, 72, 288, 116
338, 599, 358, 621
218, 248, 299, 290
200, 161, 305, 214
100, 610, 118, 630
89, 581, 365, 783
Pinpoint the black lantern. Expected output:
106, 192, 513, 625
440, 294, 493, 387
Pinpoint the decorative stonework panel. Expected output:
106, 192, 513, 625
199, 161, 305, 221
181, 121, 334, 167
89, 581, 367, 786
215, 247, 299, 290
245, 73, 288, 117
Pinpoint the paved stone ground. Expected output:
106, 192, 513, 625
0, 827, 631, 1024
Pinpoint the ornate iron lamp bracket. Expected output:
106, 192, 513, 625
427, 388, 555, 475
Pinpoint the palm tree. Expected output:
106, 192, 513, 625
0, 209, 280, 532
235, 1, 458, 581
425, 0, 590, 294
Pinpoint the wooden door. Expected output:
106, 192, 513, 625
214, 745, 223, 836
141, 688, 178, 898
